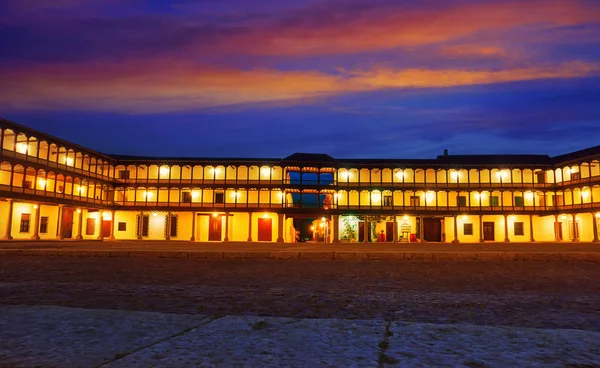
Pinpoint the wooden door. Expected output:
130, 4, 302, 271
483, 222, 495, 241
555, 222, 563, 240
208, 216, 222, 241
385, 222, 394, 242
102, 220, 112, 238
258, 218, 272, 241
423, 218, 442, 242
62, 208, 74, 239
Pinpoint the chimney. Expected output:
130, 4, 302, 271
444, 149, 449, 156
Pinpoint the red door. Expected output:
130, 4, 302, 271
258, 218, 272, 241
102, 220, 112, 238
62, 208, 74, 238
209, 216, 222, 241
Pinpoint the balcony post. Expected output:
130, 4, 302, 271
31, 203, 41, 240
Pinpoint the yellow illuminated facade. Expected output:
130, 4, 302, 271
1, 118, 599, 243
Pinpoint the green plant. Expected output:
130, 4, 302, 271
342, 216, 357, 241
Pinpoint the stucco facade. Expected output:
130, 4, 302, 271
1, 118, 599, 244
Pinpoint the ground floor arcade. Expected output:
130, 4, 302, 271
0, 199, 598, 243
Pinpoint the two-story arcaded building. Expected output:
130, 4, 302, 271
1, 118, 599, 244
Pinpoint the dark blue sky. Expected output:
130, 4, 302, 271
1, 0, 599, 158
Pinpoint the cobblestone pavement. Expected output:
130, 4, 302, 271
1, 257, 599, 332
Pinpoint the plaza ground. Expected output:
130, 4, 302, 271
1, 251, 600, 367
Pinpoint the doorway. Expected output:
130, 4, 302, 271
101, 220, 112, 238
423, 218, 442, 242
208, 215, 222, 241
483, 222, 495, 241
385, 222, 394, 242
358, 222, 370, 242
62, 208, 74, 239
258, 218, 272, 241
554, 222, 563, 240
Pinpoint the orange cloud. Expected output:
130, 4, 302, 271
1, 60, 599, 113
209, 0, 600, 56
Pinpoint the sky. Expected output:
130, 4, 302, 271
1, 0, 600, 159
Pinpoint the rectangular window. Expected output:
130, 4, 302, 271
383, 195, 393, 206
119, 170, 131, 179
457, 196, 467, 207
571, 172, 581, 181
40, 216, 49, 234
491, 196, 499, 207
118, 222, 127, 231
514, 222, 524, 236
20, 213, 31, 233
181, 192, 192, 203
24, 180, 32, 189
86, 218, 96, 235
514, 196, 524, 207
410, 196, 420, 206
463, 223, 473, 235
215, 192, 224, 204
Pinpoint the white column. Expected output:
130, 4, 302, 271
190, 212, 196, 241
554, 214, 560, 241
419, 215, 424, 243
529, 214, 535, 242
593, 214, 599, 243
277, 213, 284, 242
76, 209, 83, 240
31, 203, 41, 240
452, 215, 459, 243
109, 210, 116, 240
392, 214, 398, 243
56, 204, 63, 239
332, 215, 339, 243
503, 214, 510, 242
572, 213, 579, 242
224, 212, 230, 242
247, 212, 253, 241
3, 199, 13, 240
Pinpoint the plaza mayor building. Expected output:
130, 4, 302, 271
1, 118, 599, 244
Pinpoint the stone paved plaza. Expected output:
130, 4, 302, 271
1, 251, 600, 367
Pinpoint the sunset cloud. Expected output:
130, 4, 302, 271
2, 61, 599, 113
